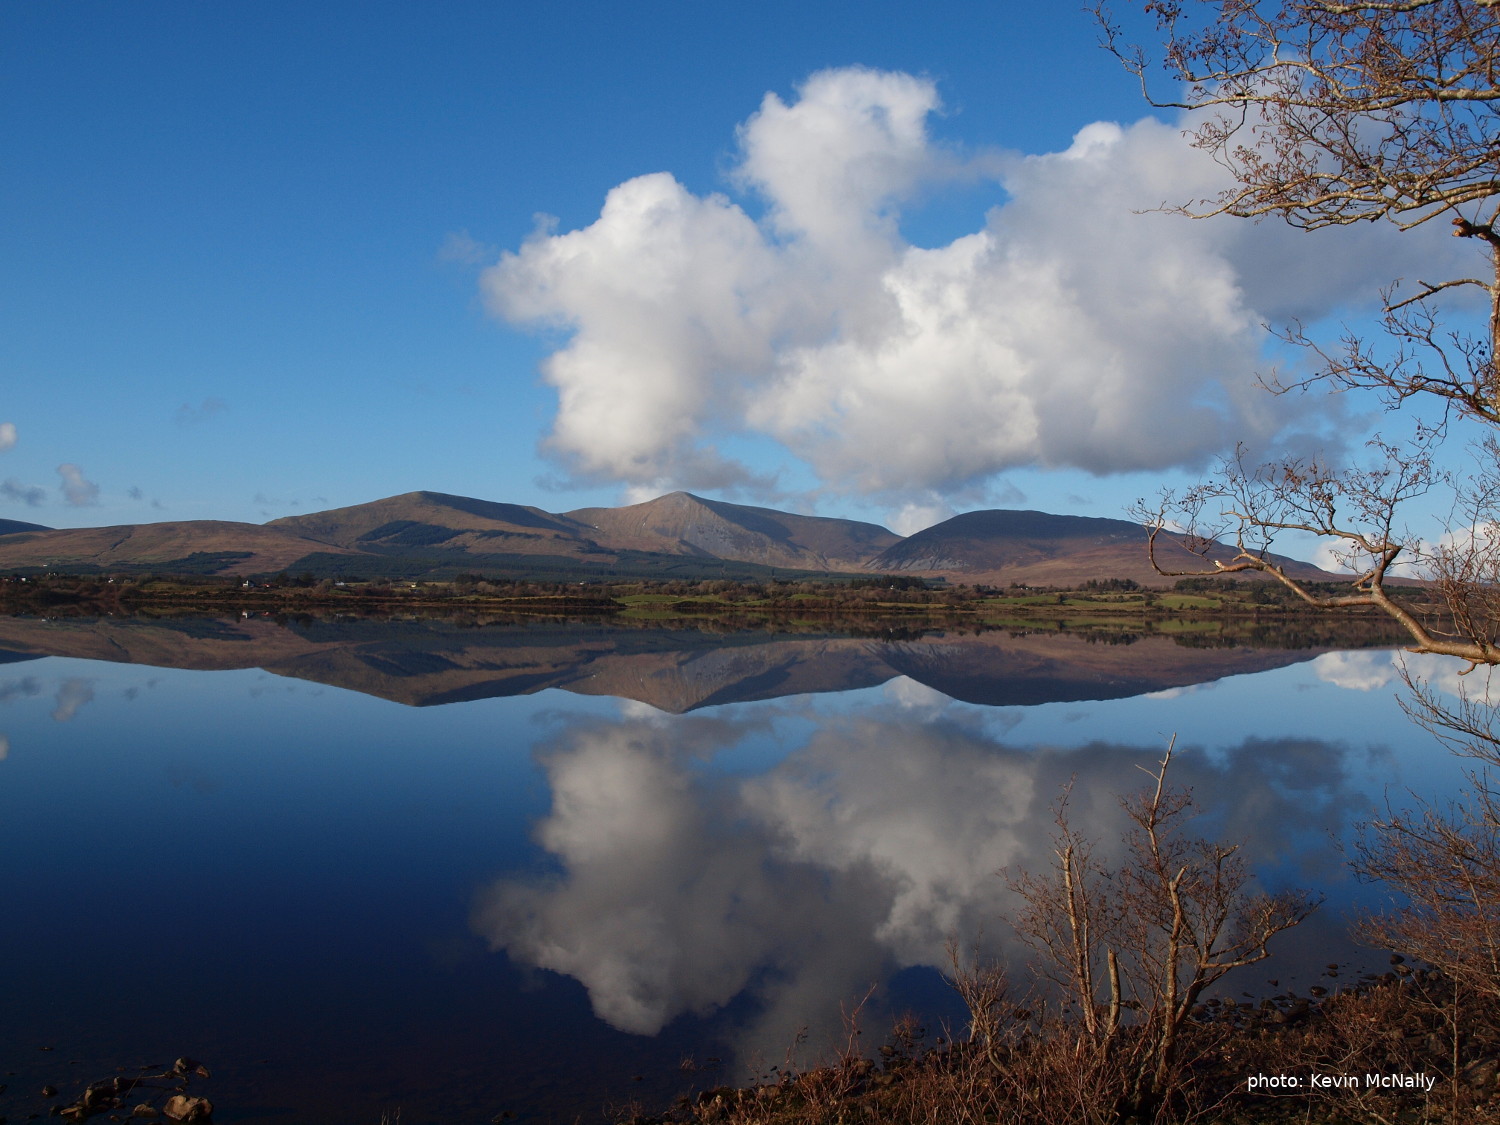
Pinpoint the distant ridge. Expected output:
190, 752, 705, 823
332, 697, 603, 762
869, 508, 1332, 586
0, 491, 1343, 585
268, 491, 595, 557
0, 520, 355, 574
871, 510, 1147, 571
0, 518, 50, 537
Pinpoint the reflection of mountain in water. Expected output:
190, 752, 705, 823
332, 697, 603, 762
0, 615, 1380, 710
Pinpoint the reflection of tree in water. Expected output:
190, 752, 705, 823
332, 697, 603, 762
472, 706, 1371, 1072
1169, 616, 1412, 650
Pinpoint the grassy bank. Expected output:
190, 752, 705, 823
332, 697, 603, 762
0, 572, 1433, 645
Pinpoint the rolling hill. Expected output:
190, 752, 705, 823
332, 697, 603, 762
566, 491, 901, 570
867, 509, 1333, 586
0, 519, 360, 574
268, 491, 603, 558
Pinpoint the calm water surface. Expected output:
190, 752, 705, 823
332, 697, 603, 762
0, 616, 1476, 1123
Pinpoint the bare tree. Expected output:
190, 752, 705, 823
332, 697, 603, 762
1098, 0, 1500, 664
1009, 743, 1318, 1122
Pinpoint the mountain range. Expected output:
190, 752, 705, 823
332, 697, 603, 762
0, 489, 1336, 586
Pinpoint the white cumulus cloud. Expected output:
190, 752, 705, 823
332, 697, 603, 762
887, 497, 958, 537
486, 67, 1448, 504
0, 422, 15, 452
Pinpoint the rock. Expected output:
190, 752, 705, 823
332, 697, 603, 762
160, 1096, 211, 1123
129, 1107, 158, 1120
1463, 1056, 1499, 1092
169, 1062, 207, 1081
81, 1085, 117, 1111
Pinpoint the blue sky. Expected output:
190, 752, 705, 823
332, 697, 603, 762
0, 2, 1476, 547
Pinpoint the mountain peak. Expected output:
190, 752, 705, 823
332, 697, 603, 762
564, 492, 898, 569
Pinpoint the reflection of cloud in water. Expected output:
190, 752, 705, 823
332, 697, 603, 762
0, 733, 8, 760
1313, 651, 1399, 692
51, 679, 94, 722
1316, 651, 1498, 704
618, 699, 669, 721
881, 676, 950, 712
0, 676, 42, 703
1404, 652, 1498, 704
1145, 682, 1215, 701
474, 708, 1372, 1063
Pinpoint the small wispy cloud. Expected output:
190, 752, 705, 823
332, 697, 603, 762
174, 398, 228, 426
57, 463, 99, 506
438, 229, 495, 266
1, 479, 45, 507
127, 485, 165, 511
0, 423, 16, 452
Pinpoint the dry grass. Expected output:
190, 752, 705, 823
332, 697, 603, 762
617, 968, 1500, 1125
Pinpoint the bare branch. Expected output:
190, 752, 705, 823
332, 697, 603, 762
1010, 744, 1317, 1118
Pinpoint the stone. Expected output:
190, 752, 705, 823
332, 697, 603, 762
160, 1096, 210, 1123
1463, 1057, 1499, 1092
81, 1085, 117, 1111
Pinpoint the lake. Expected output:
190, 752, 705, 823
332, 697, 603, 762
0, 613, 1478, 1124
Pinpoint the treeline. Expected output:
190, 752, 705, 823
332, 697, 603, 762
0, 570, 1434, 620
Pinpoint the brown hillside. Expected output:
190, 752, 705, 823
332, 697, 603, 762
0, 520, 351, 574
266, 491, 601, 558
566, 491, 899, 569
870, 509, 1344, 588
